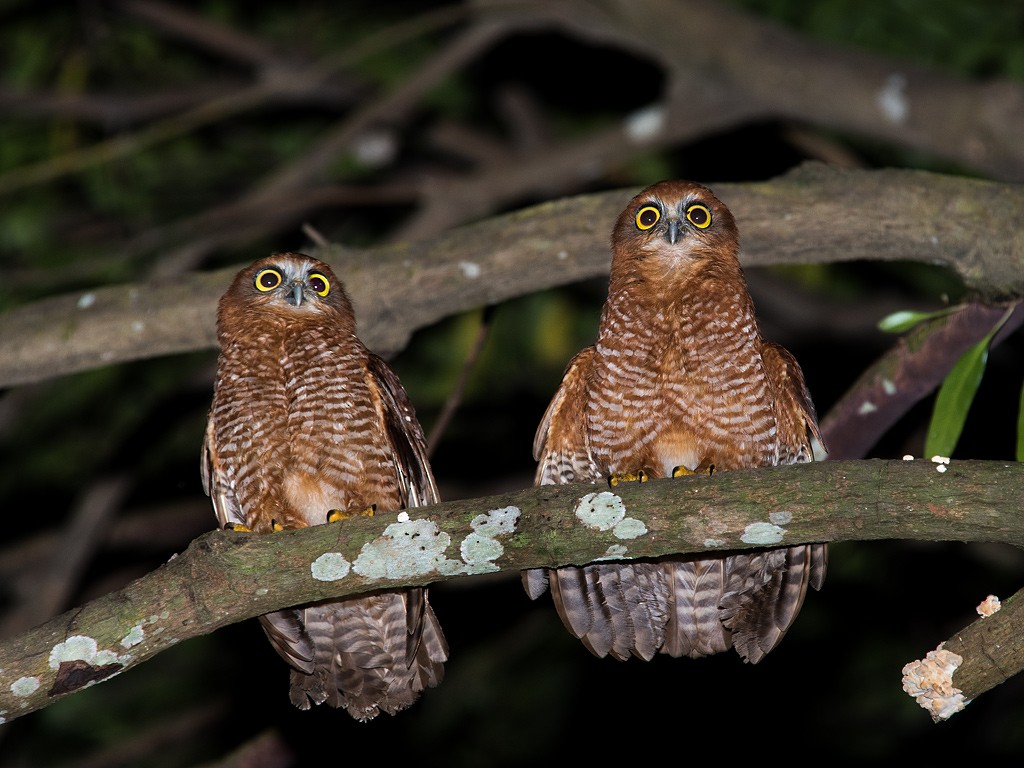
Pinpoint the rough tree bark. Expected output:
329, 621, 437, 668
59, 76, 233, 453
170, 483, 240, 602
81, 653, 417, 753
0, 458, 1021, 723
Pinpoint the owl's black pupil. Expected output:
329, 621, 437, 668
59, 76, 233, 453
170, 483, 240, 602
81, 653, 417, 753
310, 277, 326, 294
259, 273, 278, 288
690, 208, 708, 225
640, 210, 658, 226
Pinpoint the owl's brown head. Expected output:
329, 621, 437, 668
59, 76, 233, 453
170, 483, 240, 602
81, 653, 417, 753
610, 180, 741, 290
218, 252, 356, 332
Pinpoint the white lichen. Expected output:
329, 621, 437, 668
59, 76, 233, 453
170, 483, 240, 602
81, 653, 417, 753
353, 517, 461, 579
48, 635, 130, 683
596, 544, 629, 560
458, 507, 521, 574
471, 506, 520, 538
858, 401, 878, 415
49, 636, 100, 669
882, 378, 897, 395
902, 454, 915, 461
612, 517, 648, 539
573, 492, 649, 541
703, 538, 726, 548
902, 647, 968, 721
458, 261, 482, 279
575, 492, 625, 531
77, 293, 96, 309
741, 521, 786, 545
769, 511, 793, 525
10, 677, 39, 697
120, 624, 145, 649
311, 552, 351, 582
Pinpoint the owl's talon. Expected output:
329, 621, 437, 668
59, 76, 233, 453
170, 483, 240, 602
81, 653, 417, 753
326, 504, 377, 523
271, 519, 285, 532
225, 522, 252, 532
672, 462, 715, 477
609, 470, 647, 487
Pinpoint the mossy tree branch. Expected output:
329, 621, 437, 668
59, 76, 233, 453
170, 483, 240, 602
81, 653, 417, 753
0, 164, 1021, 388
0, 458, 1020, 723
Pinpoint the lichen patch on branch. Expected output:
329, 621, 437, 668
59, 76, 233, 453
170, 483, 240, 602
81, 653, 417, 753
574, 491, 648, 540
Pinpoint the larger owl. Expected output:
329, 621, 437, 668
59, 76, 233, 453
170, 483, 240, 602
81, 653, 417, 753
524, 180, 826, 663
201, 253, 447, 721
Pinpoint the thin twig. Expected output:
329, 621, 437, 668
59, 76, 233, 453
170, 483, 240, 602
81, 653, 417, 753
426, 306, 494, 456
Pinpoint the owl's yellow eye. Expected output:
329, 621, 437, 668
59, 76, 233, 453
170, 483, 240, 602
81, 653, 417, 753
635, 205, 660, 230
255, 268, 282, 291
308, 272, 330, 297
686, 203, 712, 229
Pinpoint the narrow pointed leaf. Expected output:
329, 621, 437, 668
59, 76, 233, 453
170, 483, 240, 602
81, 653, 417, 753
924, 308, 1013, 458
925, 339, 988, 458
877, 307, 956, 334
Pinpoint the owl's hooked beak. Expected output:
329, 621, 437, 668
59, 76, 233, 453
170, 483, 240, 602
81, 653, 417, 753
289, 281, 304, 306
665, 218, 683, 245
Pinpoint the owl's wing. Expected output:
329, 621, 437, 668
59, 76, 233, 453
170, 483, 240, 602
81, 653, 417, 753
762, 341, 827, 464
524, 348, 601, 601
718, 340, 828, 663
365, 353, 448, 669
366, 353, 440, 509
533, 347, 600, 487
200, 416, 246, 529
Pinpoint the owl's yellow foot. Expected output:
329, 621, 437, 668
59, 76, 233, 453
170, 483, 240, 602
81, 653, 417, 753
270, 519, 285, 531
225, 522, 252, 532
609, 470, 648, 487
326, 504, 377, 523
672, 461, 716, 477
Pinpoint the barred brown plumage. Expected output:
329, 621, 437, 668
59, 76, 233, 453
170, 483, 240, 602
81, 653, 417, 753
201, 253, 447, 721
524, 180, 827, 663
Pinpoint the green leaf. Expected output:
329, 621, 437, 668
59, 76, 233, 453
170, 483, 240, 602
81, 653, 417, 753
925, 337, 989, 458
877, 306, 956, 333
924, 307, 1014, 458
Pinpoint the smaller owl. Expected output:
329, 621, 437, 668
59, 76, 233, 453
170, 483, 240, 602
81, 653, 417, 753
202, 253, 447, 721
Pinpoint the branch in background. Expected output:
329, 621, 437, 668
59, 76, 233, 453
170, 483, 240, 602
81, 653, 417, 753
10, 475, 132, 633
0, 165, 1020, 389
821, 302, 1024, 459
6, 0, 1024, 266
0, 458, 1021, 722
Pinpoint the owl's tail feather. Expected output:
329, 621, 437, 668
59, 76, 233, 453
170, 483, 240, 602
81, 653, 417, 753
258, 609, 315, 674
661, 556, 732, 658
547, 562, 668, 662
280, 589, 447, 721
721, 544, 825, 663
